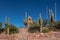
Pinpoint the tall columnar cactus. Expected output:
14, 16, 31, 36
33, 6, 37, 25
24, 19, 27, 28
24, 12, 28, 28
49, 9, 54, 30
7, 17, 10, 35
0, 22, 2, 29
5, 16, 10, 35
39, 13, 43, 33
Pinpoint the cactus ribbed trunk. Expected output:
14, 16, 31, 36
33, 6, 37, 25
40, 25, 42, 33
7, 27, 9, 35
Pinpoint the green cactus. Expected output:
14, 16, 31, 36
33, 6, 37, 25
24, 19, 27, 25
38, 14, 43, 33
24, 19, 27, 28
50, 10, 54, 30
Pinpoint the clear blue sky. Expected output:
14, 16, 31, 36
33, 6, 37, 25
0, 0, 60, 28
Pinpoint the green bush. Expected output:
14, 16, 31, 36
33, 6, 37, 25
9, 24, 19, 34
28, 26, 40, 33
4, 24, 19, 34
42, 28, 49, 33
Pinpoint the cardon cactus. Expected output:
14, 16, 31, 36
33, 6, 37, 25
39, 19, 43, 25
39, 13, 43, 33
24, 19, 27, 25
50, 10, 54, 30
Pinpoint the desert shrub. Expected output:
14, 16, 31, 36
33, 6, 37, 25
42, 27, 49, 33
9, 24, 19, 34
4, 24, 19, 34
28, 26, 40, 33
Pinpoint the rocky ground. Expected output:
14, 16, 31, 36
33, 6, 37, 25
0, 28, 60, 40
14, 28, 60, 40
